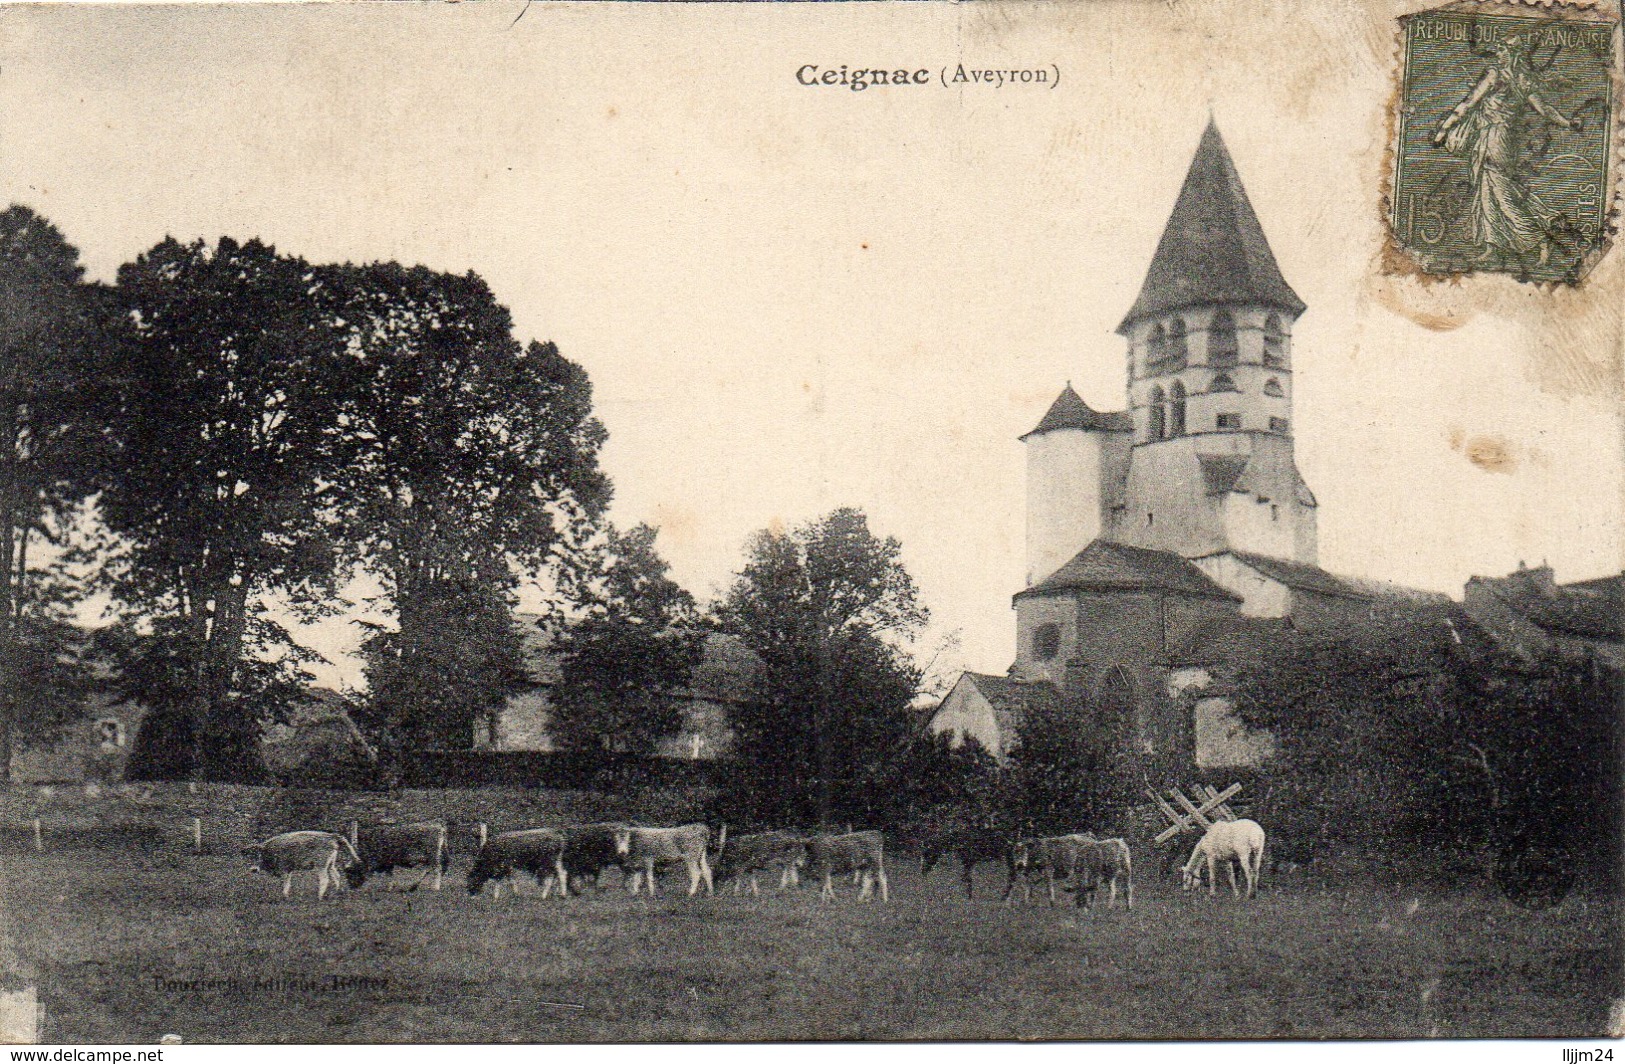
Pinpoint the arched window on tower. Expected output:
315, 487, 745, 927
1167, 318, 1189, 368
1263, 314, 1286, 368
1148, 385, 1166, 441
1263, 377, 1284, 397
1209, 372, 1238, 393
1147, 323, 1167, 369
1168, 380, 1186, 437
1209, 308, 1238, 368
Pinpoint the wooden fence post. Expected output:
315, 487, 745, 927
349, 820, 359, 850
32, 818, 43, 853
477, 821, 487, 848
192, 817, 203, 854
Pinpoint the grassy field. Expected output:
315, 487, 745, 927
4, 837, 1619, 1043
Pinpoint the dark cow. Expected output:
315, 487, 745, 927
1071, 836, 1133, 910
713, 831, 807, 895
243, 830, 366, 900
805, 830, 888, 902
352, 821, 451, 891
919, 824, 1018, 900
465, 829, 567, 899
556, 822, 631, 896
614, 824, 714, 896
1009, 833, 1097, 906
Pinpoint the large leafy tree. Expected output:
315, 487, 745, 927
0, 206, 108, 780
1233, 610, 1622, 891
100, 237, 352, 781
1003, 686, 1128, 836
354, 574, 528, 765
715, 508, 927, 828
548, 523, 705, 763
328, 263, 610, 757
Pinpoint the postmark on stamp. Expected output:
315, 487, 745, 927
1391, 7, 1618, 283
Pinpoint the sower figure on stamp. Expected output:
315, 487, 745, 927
1434, 34, 1584, 267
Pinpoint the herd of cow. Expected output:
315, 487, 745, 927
240, 816, 1270, 907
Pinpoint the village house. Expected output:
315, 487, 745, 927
472, 614, 757, 761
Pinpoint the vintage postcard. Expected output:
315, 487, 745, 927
0, 0, 1619, 1050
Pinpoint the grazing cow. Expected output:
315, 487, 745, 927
466, 829, 568, 900
613, 824, 714, 897
242, 830, 365, 900
919, 824, 1018, 900
713, 831, 808, 895
352, 821, 451, 891
1182, 819, 1267, 899
556, 822, 632, 896
1072, 837, 1134, 911
1008, 833, 1097, 906
805, 831, 888, 902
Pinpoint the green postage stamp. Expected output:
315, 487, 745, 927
1391, 6, 1618, 283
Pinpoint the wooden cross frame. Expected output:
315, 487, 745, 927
1147, 782, 1243, 844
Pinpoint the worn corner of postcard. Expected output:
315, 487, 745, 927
1386, 0, 1621, 285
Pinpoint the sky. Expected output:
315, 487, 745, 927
1, 0, 1620, 689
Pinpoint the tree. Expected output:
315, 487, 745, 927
893, 730, 1004, 833
0, 206, 108, 781
327, 263, 611, 758
715, 508, 927, 828
1232, 608, 1623, 894
354, 575, 528, 770
1004, 685, 1128, 836
100, 237, 352, 780
548, 523, 704, 763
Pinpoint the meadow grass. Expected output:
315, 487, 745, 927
4, 844, 1617, 1042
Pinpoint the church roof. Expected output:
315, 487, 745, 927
1172, 616, 1297, 666
1225, 550, 1375, 600
1117, 120, 1306, 333
1020, 384, 1132, 439
1017, 538, 1242, 602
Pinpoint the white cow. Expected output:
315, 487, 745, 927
1182, 819, 1266, 899
243, 830, 365, 899
614, 824, 714, 896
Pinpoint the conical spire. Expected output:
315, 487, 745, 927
1116, 120, 1305, 334
1020, 383, 1131, 439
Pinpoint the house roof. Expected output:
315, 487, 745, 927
960, 671, 1021, 702
1017, 539, 1242, 602
1538, 574, 1624, 641
1226, 550, 1375, 601
1020, 384, 1132, 439
1473, 570, 1625, 643
686, 632, 763, 703
263, 688, 375, 771
1117, 120, 1306, 333
952, 674, 1062, 751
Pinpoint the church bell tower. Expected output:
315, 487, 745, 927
1110, 120, 1319, 565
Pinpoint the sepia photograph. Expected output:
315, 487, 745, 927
0, 0, 1619, 1047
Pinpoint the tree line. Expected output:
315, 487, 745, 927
0, 204, 963, 831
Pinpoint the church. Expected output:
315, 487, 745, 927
929, 120, 1439, 780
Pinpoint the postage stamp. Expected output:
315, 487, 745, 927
1391, 7, 1618, 282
